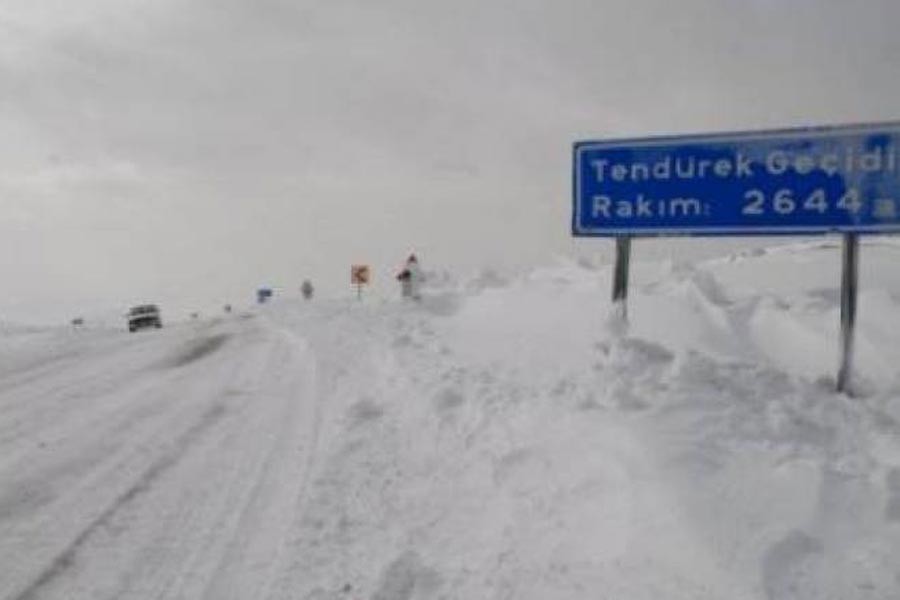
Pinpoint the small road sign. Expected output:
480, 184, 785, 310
573, 122, 900, 236
351, 265, 370, 300
351, 265, 370, 285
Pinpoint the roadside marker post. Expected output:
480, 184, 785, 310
573, 122, 900, 394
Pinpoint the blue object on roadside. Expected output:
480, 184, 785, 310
573, 122, 900, 236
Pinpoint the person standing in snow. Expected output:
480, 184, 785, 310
396, 254, 423, 300
301, 279, 314, 300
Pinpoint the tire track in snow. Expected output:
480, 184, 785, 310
53, 323, 280, 600
197, 323, 323, 600
0, 327, 221, 452
162, 333, 231, 369
8, 402, 229, 600
0, 331, 239, 530
0, 326, 196, 400
28, 316, 320, 600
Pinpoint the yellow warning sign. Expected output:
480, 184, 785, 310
351, 264, 370, 285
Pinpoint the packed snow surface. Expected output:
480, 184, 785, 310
2, 240, 900, 599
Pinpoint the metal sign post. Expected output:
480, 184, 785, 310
611, 236, 631, 322
573, 121, 900, 392
837, 234, 859, 394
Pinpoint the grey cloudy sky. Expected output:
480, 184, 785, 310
1, 0, 899, 323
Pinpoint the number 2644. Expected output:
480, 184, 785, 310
742, 188, 863, 216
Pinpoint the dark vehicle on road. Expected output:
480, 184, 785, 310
128, 304, 162, 332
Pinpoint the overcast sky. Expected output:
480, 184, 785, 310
2, 0, 899, 323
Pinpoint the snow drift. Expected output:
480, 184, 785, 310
1, 240, 899, 599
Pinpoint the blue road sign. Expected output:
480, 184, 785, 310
573, 122, 900, 236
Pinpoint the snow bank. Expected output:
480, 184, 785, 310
266, 241, 900, 599
2, 241, 899, 599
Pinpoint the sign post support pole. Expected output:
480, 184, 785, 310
611, 236, 631, 322
837, 233, 859, 394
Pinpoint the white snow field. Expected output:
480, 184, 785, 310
2, 240, 900, 600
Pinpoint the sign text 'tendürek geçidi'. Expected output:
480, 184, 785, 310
572, 122, 900, 236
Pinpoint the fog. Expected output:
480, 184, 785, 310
2, 0, 898, 323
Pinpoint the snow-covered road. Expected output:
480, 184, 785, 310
2, 241, 900, 599
1, 313, 329, 600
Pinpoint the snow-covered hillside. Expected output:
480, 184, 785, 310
1, 240, 899, 600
